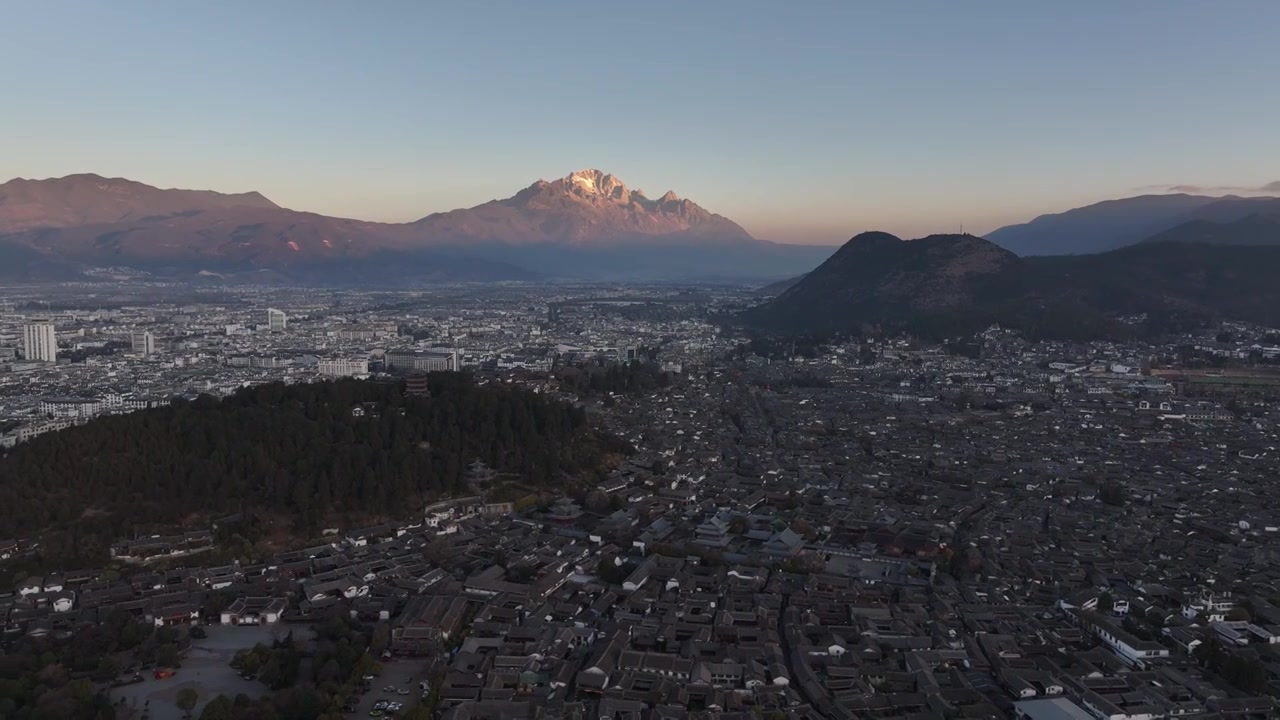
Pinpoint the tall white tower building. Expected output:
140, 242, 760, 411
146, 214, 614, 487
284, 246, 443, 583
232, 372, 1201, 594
267, 308, 288, 332
22, 320, 57, 362
131, 331, 156, 356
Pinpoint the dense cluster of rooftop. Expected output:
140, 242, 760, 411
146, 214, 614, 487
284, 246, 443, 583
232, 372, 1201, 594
2, 283, 1280, 719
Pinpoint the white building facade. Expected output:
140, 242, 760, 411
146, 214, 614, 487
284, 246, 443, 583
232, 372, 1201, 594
23, 321, 57, 362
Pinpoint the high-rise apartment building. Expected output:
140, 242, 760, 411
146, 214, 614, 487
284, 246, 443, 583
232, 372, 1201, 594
266, 308, 288, 332
22, 320, 57, 362
131, 331, 155, 356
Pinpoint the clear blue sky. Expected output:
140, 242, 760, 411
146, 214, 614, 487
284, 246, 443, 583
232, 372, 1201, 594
3, 1, 1278, 243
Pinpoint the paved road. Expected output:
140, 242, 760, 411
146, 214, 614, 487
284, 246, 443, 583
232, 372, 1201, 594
777, 593, 827, 717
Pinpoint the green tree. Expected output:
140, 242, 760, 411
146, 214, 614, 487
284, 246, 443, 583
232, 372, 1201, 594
369, 623, 392, 655
155, 644, 180, 669
315, 659, 341, 686
0, 377, 628, 567
793, 518, 814, 539
176, 687, 198, 716
199, 696, 234, 720
258, 655, 282, 689
597, 555, 634, 584
584, 489, 611, 514
232, 649, 262, 676
1099, 481, 1126, 507
116, 614, 149, 650
91, 656, 119, 682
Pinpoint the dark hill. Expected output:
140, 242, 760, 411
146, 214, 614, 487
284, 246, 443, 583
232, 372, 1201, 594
1185, 196, 1280, 224
986, 194, 1219, 256
0, 375, 630, 565
1026, 240, 1280, 328
1139, 214, 1280, 247
987, 194, 1280, 256
753, 273, 807, 296
740, 232, 1073, 337
742, 230, 1280, 339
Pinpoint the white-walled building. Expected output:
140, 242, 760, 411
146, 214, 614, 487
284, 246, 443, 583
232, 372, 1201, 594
317, 358, 369, 377
131, 330, 156, 356
266, 308, 288, 332
23, 320, 57, 362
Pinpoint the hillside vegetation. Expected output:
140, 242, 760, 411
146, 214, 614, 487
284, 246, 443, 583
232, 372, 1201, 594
741, 231, 1280, 339
0, 375, 629, 563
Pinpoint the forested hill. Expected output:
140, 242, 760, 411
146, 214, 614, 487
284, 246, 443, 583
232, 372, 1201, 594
0, 375, 629, 557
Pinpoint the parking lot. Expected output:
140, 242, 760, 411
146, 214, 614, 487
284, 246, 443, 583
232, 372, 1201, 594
108, 623, 434, 719
111, 625, 284, 719
348, 655, 433, 717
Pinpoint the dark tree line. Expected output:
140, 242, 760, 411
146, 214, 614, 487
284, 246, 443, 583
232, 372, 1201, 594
1194, 637, 1271, 695
734, 334, 836, 361
0, 374, 629, 563
0, 608, 166, 719
556, 360, 670, 398
216, 616, 392, 720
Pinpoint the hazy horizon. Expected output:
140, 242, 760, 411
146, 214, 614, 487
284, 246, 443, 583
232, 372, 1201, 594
3, 1, 1279, 243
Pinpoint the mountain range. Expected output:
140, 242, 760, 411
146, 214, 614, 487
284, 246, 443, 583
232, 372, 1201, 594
1138, 213, 1280, 247
741, 230, 1280, 339
5, 170, 1278, 299
986, 191, 1280, 256
737, 185, 1280, 338
0, 170, 829, 283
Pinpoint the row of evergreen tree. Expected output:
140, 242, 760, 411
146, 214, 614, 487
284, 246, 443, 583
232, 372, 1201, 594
0, 374, 629, 563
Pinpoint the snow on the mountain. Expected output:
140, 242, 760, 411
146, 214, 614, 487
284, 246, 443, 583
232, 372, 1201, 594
571, 172, 598, 194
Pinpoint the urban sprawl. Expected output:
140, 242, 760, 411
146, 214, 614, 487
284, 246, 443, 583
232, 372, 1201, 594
3, 283, 1280, 720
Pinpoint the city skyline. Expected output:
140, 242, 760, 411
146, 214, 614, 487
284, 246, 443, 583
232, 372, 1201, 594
4, 1, 1279, 243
